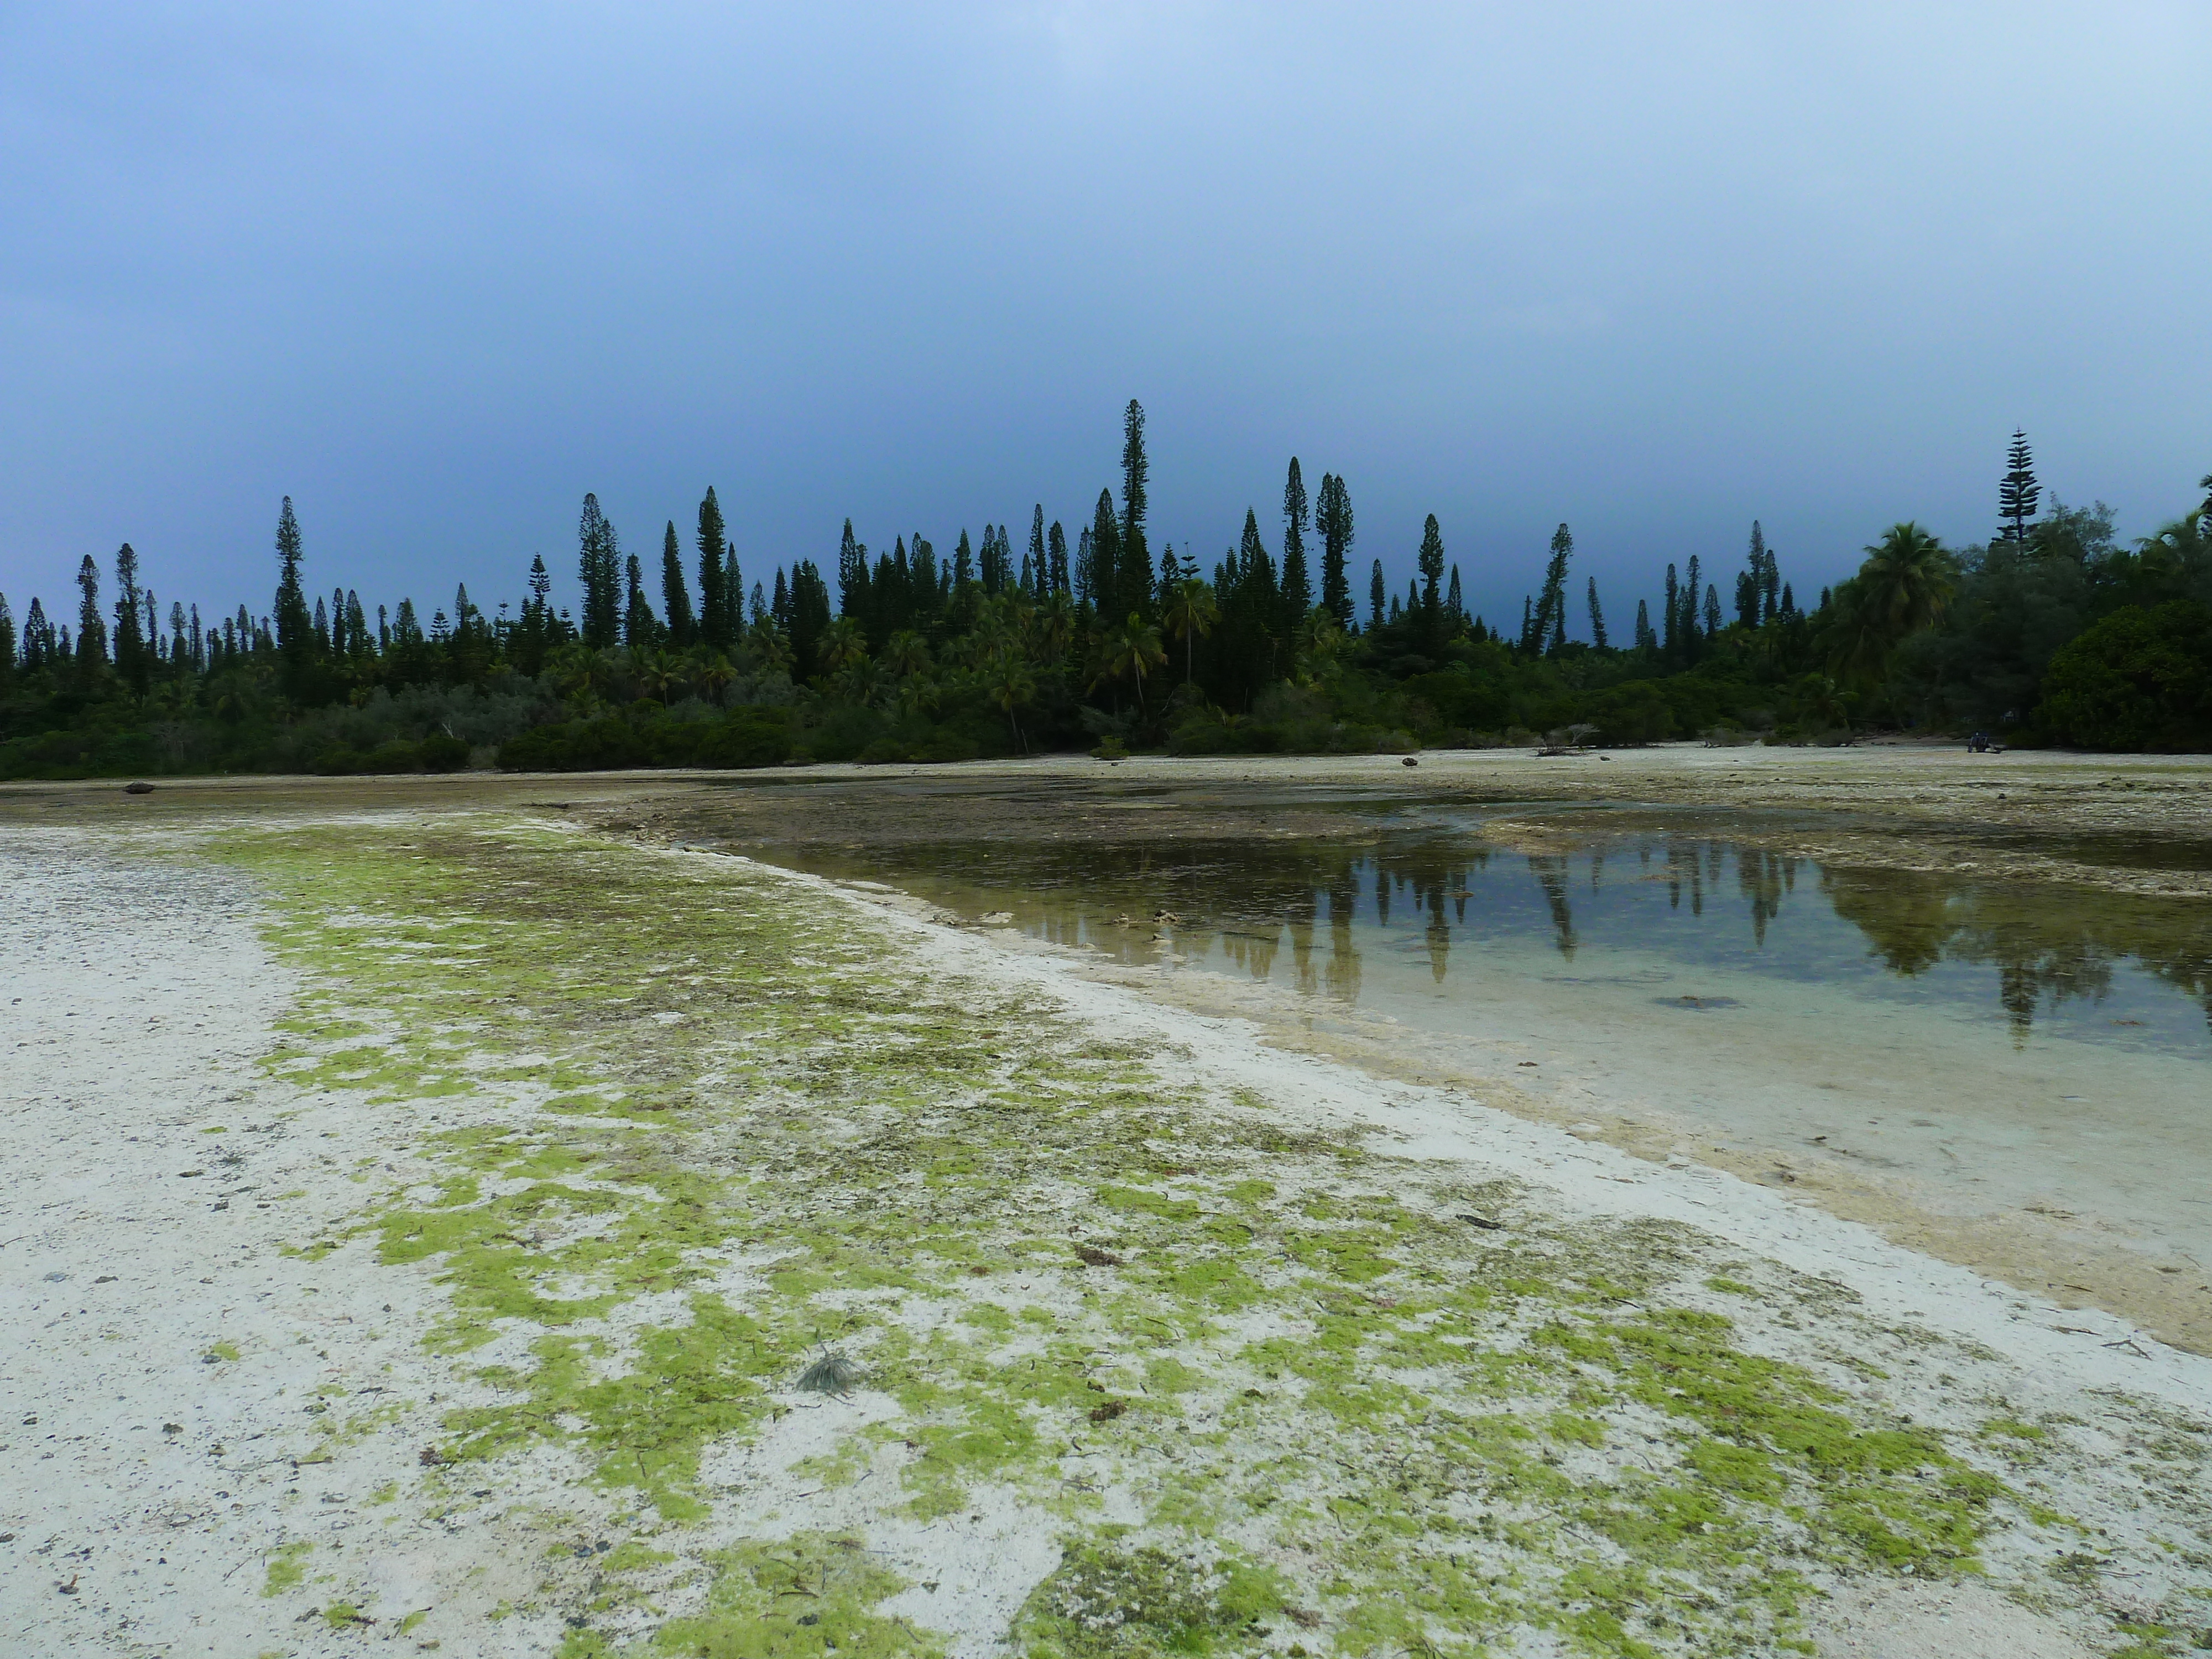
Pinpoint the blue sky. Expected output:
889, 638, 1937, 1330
4, 3, 2209, 634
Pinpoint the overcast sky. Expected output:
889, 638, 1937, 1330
4, 3, 2209, 634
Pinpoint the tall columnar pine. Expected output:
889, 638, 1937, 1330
75, 554, 105, 670
1446, 565, 1464, 622
577, 493, 623, 650
1368, 559, 1386, 630
1028, 507, 1048, 599
660, 523, 696, 646
1532, 523, 1572, 654
1678, 554, 1703, 656
1999, 430, 2041, 542
1086, 492, 1122, 619
722, 541, 743, 645
1280, 458, 1313, 632
697, 488, 729, 651
1662, 563, 1679, 655
953, 530, 977, 611
838, 518, 870, 618
273, 497, 313, 690
112, 542, 148, 693
1416, 515, 1446, 646
1314, 472, 1355, 629
1703, 583, 1722, 640
1586, 576, 1608, 650
623, 554, 659, 649
1047, 521, 1070, 595
1118, 399, 1151, 617
1736, 521, 1769, 628
1634, 598, 1655, 651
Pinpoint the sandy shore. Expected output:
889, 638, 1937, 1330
4, 771, 2210, 1656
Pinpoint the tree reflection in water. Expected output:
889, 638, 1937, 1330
779, 829, 2212, 1044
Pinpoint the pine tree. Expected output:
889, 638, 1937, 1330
1703, 583, 1722, 639
838, 518, 869, 614
1586, 576, 1608, 650
697, 488, 729, 650
1737, 521, 1768, 627
1634, 598, 1654, 651
1028, 507, 1048, 600
75, 553, 106, 671
659, 523, 695, 645
1280, 459, 1312, 629
1679, 555, 1702, 654
1998, 430, 2041, 541
0, 594, 14, 679
1416, 515, 1446, 646
1368, 559, 1386, 630
1446, 565, 1464, 623
1120, 400, 1150, 605
577, 494, 622, 649
722, 542, 743, 645
624, 554, 659, 648
1048, 521, 1070, 595
1314, 472, 1355, 629
1089, 490, 1123, 619
1662, 564, 1679, 655
1532, 524, 1572, 654
273, 497, 312, 687
112, 542, 148, 693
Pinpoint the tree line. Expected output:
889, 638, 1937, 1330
3, 407, 2208, 779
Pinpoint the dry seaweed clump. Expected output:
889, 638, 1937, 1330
215, 818, 2212, 1657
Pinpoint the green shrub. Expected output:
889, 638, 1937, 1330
2036, 601, 2212, 752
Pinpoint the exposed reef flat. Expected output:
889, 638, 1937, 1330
2, 761, 2209, 1656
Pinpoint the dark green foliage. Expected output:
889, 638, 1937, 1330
2036, 602, 2212, 751
10, 409, 2212, 778
497, 707, 793, 772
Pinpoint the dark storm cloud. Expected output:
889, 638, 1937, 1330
3, 3, 2208, 629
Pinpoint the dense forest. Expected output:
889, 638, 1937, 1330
3, 405, 2208, 779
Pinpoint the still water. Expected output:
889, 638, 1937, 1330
744, 800, 2212, 1267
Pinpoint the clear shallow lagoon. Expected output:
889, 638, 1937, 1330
744, 797, 2212, 1270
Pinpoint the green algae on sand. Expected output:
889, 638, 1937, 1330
217, 819, 2201, 1656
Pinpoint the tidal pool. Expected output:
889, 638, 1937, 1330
739, 796, 2212, 1282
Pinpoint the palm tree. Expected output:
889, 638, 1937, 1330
2135, 513, 2209, 581
1036, 592, 1076, 666
1826, 523, 1955, 686
1089, 611, 1167, 714
1856, 522, 1956, 641
1161, 577, 1218, 685
817, 616, 866, 672
745, 618, 792, 675
1295, 604, 1345, 684
638, 649, 688, 703
883, 630, 932, 681
984, 654, 1037, 753
696, 652, 737, 705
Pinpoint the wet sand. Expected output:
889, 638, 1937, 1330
7, 745, 2209, 1358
